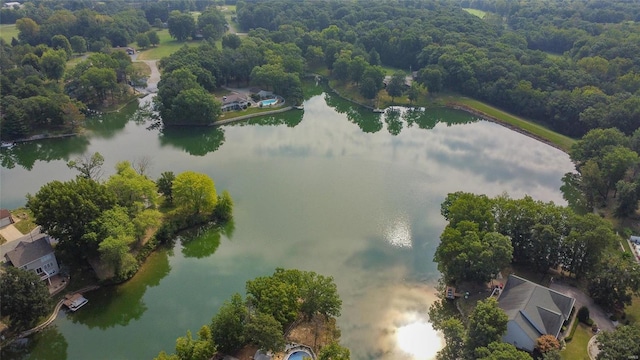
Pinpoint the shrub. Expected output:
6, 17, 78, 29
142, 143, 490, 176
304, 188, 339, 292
586, 318, 594, 326
564, 319, 580, 342
577, 306, 590, 323
610, 314, 618, 321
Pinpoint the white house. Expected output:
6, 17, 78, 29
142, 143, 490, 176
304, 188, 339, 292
498, 275, 575, 352
1, 231, 60, 285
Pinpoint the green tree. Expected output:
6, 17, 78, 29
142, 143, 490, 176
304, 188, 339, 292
67, 152, 104, 180
136, 33, 150, 49
317, 342, 351, 360
213, 190, 234, 222
26, 177, 116, 256
70, 35, 87, 55
246, 274, 299, 329
197, 8, 227, 40
105, 161, 159, 214
0, 267, 51, 330
16, 17, 40, 45
40, 49, 67, 81
299, 271, 342, 320
244, 312, 286, 353
172, 171, 218, 216
169, 88, 221, 125
615, 180, 639, 217
156, 326, 216, 360
596, 324, 640, 360
359, 77, 378, 100
348, 55, 368, 84
435, 317, 466, 360
222, 34, 242, 49
386, 72, 405, 101
51, 35, 72, 58
467, 297, 508, 353
588, 253, 640, 310
156, 68, 200, 122
570, 128, 629, 164
475, 341, 532, 360
406, 83, 423, 104
600, 146, 638, 195
157, 171, 176, 204
210, 293, 247, 354
168, 11, 195, 41
434, 221, 512, 284
147, 31, 160, 47
536, 335, 560, 354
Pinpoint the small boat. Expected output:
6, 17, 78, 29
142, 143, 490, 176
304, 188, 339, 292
1, 142, 15, 149
64, 293, 88, 311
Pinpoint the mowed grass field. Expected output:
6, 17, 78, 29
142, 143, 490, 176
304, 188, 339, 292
133, 29, 203, 60
463, 8, 487, 18
0, 24, 19, 43
560, 324, 593, 360
440, 95, 576, 151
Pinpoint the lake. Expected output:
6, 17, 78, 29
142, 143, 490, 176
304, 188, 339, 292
0, 89, 575, 360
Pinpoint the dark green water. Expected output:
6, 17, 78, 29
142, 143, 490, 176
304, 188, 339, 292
0, 90, 574, 359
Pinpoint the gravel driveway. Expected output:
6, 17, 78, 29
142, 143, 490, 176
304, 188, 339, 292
549, 281, 615, 332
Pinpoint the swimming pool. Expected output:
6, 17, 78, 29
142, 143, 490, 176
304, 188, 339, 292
260, 99, 277, 106
286, 350, 312, 360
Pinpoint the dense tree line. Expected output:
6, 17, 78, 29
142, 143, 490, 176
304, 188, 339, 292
236, 0, 640, 137
156, 268, 348, 360
436, 191, 640, 311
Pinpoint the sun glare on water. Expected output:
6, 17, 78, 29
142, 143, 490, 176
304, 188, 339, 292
396, 320, 443, 359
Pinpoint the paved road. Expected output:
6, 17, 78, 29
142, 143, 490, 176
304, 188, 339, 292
549, 281, 614, 332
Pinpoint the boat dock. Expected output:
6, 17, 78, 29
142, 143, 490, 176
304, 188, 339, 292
63, 293, 89, 311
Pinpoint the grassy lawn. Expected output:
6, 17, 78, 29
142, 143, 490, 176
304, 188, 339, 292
132, 61, 151, 78
561, 324, 592, 360
463, 8, 487, 18
134, 29, 201, 60
218, 104, 287, 119
66, 55, 87, 69
11, 208, 37, 235
439, 95, 576, 152
0, 24, 18, 43
625, 296, 640, 324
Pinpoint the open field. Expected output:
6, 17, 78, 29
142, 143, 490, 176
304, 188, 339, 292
439, 95, 576, 152
463, 8, 487, 18
0, 24, 18, 43
133, 29, 201, 60
561, 324, 592, 360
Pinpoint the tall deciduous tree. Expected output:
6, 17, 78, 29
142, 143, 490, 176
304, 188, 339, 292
168, 11, 195, 41
147, 31, 160, 47
157, 171, 176, 204
169, 88, 221, 126
105, 161, 159, 214
475, 341, 532, 360
596, 324, 640, 360
67, 151, 104, 180
386, 72, 406, 101
467, 297, 508, 353
172, 171, 218, 216
210, 293, 247, 354
318, 342, 351, 360
40, 49, 67, 81
26, 177, 116, 256
588, 253, 640, 310
0, 267, 51, 330
244, 312, 286, 353
197, 8, 227, 40
70, 35, 87, 54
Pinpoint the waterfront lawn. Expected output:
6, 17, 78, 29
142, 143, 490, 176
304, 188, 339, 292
561, 324, 592, 360
11, 208, 37, 235
134, 30, 201, 60
626, 296, 640, 324
132, 61, 151, 78
0, 24, 19, 43
440, 95, 576, 152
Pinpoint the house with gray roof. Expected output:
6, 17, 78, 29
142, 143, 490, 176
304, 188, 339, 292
0, 231, 59, 285
497, 274, 575, 352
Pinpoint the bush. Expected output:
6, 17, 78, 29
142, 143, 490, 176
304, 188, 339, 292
564, 319, 580, 343
577, 306, 590, 323
610, 314, 618, 321
586, 318, 594, 326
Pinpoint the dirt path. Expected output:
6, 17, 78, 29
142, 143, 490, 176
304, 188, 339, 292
141, 60, 160, 93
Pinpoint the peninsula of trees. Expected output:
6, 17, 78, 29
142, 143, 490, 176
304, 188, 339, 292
25, 154, 233, 282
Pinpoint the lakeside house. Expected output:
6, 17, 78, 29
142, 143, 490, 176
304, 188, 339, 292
0, 229, 60, 285
497, 274, 575, 352
221, 93, 250, 112
0, 209, 14, 228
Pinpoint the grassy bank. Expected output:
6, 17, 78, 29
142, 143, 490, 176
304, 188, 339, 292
134, 29, 202, 60
561, 324, 592, 360
439, 95, 576, 152
463, 8, 487, 18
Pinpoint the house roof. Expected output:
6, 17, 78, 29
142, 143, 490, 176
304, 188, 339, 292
221, 93, 248, 105
498, 275, 575, 341
0, 209, 12, 220
4, 237, 54, 268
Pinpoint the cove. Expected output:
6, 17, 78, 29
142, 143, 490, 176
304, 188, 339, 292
0, 90, 574, 359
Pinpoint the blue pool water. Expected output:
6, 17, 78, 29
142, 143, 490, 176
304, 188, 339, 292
287, 350, 312, 360
261, 99, 277, 106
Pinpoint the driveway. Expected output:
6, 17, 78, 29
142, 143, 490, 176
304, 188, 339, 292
0, 224, 24, 242
549, 281, 615, 332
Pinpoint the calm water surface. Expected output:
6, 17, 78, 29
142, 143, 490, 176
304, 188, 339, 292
0, 90, 574, 359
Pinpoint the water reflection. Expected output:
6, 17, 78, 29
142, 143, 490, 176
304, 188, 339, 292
0, 136, 89, 170
0, 325, 68, 360
68, 249, 170, 329
384, 108, 403, 136
179, 225, 222, 259
324, 92, 384, 133
159, 126, 226, 156
84, 102, 140, 139
396, 315, 443, 359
